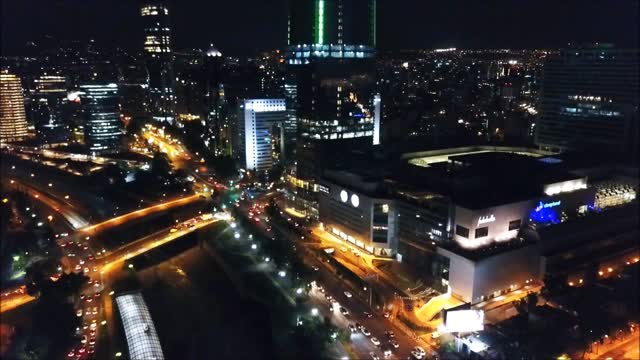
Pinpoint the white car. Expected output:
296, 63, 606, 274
344, 291, 352, 298
361, 327, 371, 336
369, 352, 380, 360
370, 337, 381, 346
390, 340, 399, 348
414, 347, 426, 357
340, 307, 349, 316
411, 350, 423, 359
383, 312, 390, 318
76, 309, 83, 317
348, 324, 357, 332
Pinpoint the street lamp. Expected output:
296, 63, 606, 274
311, 308, 319, 316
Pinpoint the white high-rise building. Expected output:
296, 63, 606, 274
80, 83, 123, 155
236, 99, 286, 172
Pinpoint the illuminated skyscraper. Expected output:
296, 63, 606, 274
235, 99, 287, 172
0, 71, 29, 143
80, 83, 123, 155
140, 0, 176, 124
32, 74, 69, 143
286, 0, 380, 219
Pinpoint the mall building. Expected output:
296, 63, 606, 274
317, 146, 638, 304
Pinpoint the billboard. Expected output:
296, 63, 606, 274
443, 309, 484, 333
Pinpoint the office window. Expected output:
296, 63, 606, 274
475, 227, 488, 238
455, 225, 469, 238
508, 219, 522, 231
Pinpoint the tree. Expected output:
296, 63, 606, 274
151, 152, 172, 178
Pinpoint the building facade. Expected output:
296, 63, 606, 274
318, 171, 396, 257
235, 99, 287, 172
140, 0, 176, 124
536, 46, 639, 159
80, 83, 123, 155
0, 71, 29, 142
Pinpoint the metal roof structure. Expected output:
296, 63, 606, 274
115, 292, 164, 360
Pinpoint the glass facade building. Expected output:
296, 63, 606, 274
80, 83, 123, 155
140, 0, 176, 124
0, 71, 29, 143
32, 74, 69, 143
286, 0, 380, 219
535, 46, 639, 159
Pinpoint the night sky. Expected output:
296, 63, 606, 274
2, 0, 637, 55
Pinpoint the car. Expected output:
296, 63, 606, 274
89, 322, 97, 330
93, 267, 98, 272
340, 307, 349, 316
79, 259, 85, 265
355, 322, 362, 330
88, 346, 95, 354
82, 323, 89, 330
370, 337, 381, 346
344, 291, 352, 298
312, 266, 320, 271
364, 311, 373, 318
84, 267, 90, 273
86, 297, 93, 303
348, 323, 357, 332
390, 340, 399, 348
369, 352, 380, 360
89, 338, 95, 345
383, 312, 390, 318
92, 307, 98, 315
410, 350, 423, 359
361, 327, 371, 336
67, 351, 75, 358
76, 309, 83, 317
94, 292, 101, 298
81, 335, 87, 344
414, 347, 426, 357
170, 228, 178, 233
385, 330, 395, 338
80, 294, 85, 300
325, 294, 332, 300
431, 331, 441, 339
75, 265, 82, 271
383, 348, 393, 357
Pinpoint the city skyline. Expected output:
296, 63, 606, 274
2, 0, 638, 55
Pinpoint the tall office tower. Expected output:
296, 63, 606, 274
235, 99, 287, 172
80, 83, 123, 155
118, 62, 150, 125
140, 0, 176, 124
286, 0, 380, 219
32, 74, 69, 143
0, 71, 29, 143
536, 45, 639, 160
204, 46, 227, 155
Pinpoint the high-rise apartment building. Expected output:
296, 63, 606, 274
235, 99, 287, 172
286, 0, 380, 219
32, 74, 69, 143
536, 45, 639, 159
0, 71, 29, 142
80, 83, 123, 155
140, 0, 176, 124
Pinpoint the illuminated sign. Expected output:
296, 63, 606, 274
535, 200, 561, 212
443, 309, 485, 333
350, 194, 360, 208
340, 190, 348, 203
477, 215, 496, 225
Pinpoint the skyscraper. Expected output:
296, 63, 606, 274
80, 83, 123, 155
536, 45, 639, 159
0, 71, 29, 143
140, 0, 176, 124
286, 0, 380, 219
32, 74, 69, 143
235, 99, 287, 172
